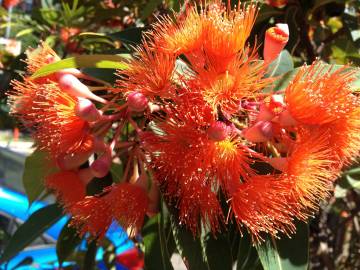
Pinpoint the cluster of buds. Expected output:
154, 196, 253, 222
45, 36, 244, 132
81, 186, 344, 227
8, 1, 360, 241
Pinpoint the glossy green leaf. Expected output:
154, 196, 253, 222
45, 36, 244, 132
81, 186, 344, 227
267, 50, 294, 78
237, 231, 260, 270
170, 215, 209, 270
0, 204, 63, 263
56, 221, 82, 266
256, 222, 309, 270
108, 27, 147, 45
202, 232, 233, 270
142, 214, 174, 270
31, 54, 128, 79
22, 149, 58, 205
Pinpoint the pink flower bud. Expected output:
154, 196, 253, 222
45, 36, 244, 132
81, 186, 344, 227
266, 0, 288, 8
127, 92, 148, 112
56, 68, 83, 78
257, 103, 274, 121
264, 23, 289, 63
57, 151, 93, 171
266, 157, 288, 171
90, 148, 112, 178
75, 98, 102, 122
57, 74, 106, 103
243, 121, 273, 143
78, 168, 94, 185
279, 109, 298, 126
207, 121, 229, 141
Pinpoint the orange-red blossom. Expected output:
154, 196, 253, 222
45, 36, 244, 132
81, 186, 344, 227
7, 1, 360, 242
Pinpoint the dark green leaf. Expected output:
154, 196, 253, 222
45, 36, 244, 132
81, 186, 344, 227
142, 214, 174, 270
22, 149, 58, 205
256, 222, 309, 270
170, 215, 209, 270
82, 67, 117, 85
202, 233, 233, 270
0, 204, 63, 263
83, 241, 97, 270
56, 221, 82, 266
31, 54, 128, 79
237, 231, 260, 270
108, 27, 147, 45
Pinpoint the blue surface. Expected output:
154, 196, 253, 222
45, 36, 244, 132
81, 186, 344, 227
0, 186, 135, 270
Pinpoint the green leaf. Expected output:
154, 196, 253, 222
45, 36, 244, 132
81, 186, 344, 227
83, 241, 98, 270
256, 222, 309, 270
15, 28, 34, 38
170, 215, 209, 270
22, 149, 58, 205
31, 54, 128, 79
142, 214, 174, 270
108, 27, 147, 45
56, 221, 82, 266
237, 231, 260, 270
202, 232, 233, 270
267, 50, 294, 78
0, 204, 63, 263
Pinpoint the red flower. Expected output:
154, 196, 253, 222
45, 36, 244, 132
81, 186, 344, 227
2, 0, 21, 9
69, 195, 113, 239
45, 170, 87, 208
9, 80, 92, 159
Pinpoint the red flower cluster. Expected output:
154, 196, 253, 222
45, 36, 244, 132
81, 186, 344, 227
8, 1, 360, 242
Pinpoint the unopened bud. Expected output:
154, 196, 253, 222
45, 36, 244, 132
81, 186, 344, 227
267, 157, 288, 171
243, 121, 273, 143
279, 109, 297, 126
90, 148, 112, 178
264, 24, 289, 63
75, 98, 102, 122
257, 103, 275, 121
57, 151, 93, 171
78, 168, 94, 185
207, 121, 229, 141
266, 0, 288, 8
127, 92, 148, 112
57, 74, 106, 103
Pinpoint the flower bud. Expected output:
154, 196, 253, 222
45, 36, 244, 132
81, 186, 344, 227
264, 23, 289, 63
207, 121, 229, 141
279, 109, 298, 126
57, 151, 93, 171
257, 103, 274, 121
90, 148, 112, 178
78, 168, 95, 185
75, 98, 102, 122
57, 73, 106, 103
267, 157, 288, 171
266, 0, 288, 8
127, 92, 148, 112
243, 121, 273, 143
